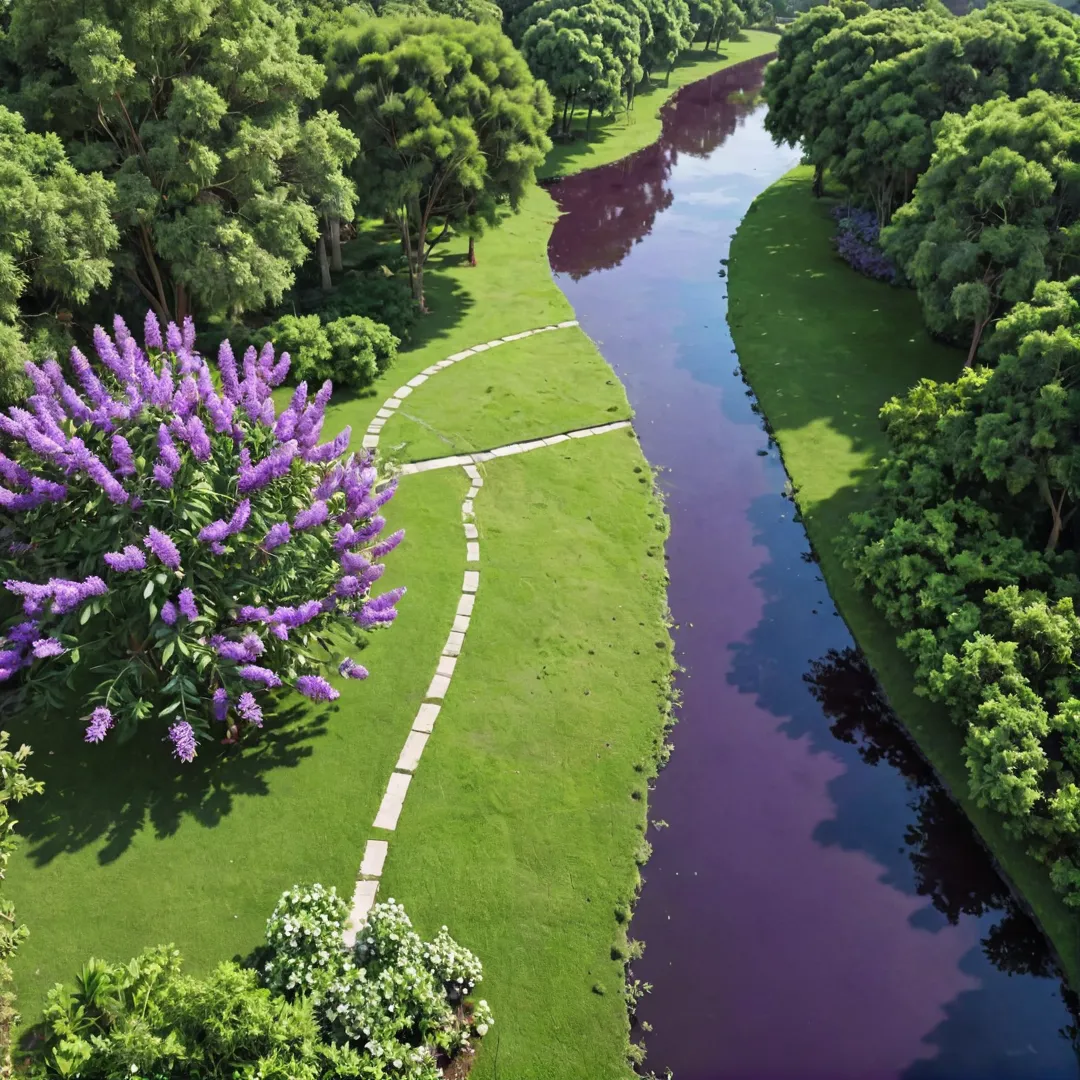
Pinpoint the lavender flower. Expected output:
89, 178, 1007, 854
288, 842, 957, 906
153, 463, 175, 488
32, 638, 65, 658
263, 521, 291, 550
831, 207, 898, 284
198, 518, 230, 543
238, 664, 282, 688
8, 622, 39, 644
339, 658, 368, 680
242, 633, 264, 657
354, 587, 405, 629
144, 310, 163, 350
237, 691, 263, 727
104, 545, 147, 573
168, 720, 197, 762
294, 501, 328, 531
236, 605, 270, 624
161, 601, 177, 626
157, 424, 182, 472
110, 434, 136, 476
370, 529, 405, 559
144, 527, 181, 570
84, 706, 115, 743
177, 588, 198, 620
305, 428, 351, 464
212, 636, 250, 661
213, 687, 229, 721
228, 499, 251, 534
296, 675, 339, 702
49, 576, 107, 615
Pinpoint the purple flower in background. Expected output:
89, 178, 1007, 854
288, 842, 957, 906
241, 633, 264, 657
144, 527, 181, 570
339, 658, 368, 680
335, 575, 363, 599
157, 424, 182, 472
831, 207, 898, 284
110, 434, 136, 476
263, 521, 291, 550
50, 576, 107, 615
237, 691, 263, 727
213, 687, 229, 722
8, 621, 39, 644
84, 706, 115, 743
340, 551, 370, 574
296, 675, 339, 702
293, 500, 328, 531
104, 545, 147, 572
32, 638, 65, 658
238, 664, 282, 688
198, 518, 230, 543
177, 588, 198, 620
212, 636, 250, 661
305, 427, 351, 464
237, 605, 270, 624
228, 499, 251, 534
161, 601, 177, 626
144, 310, 163, 350
168, 720, 197, 762
153, 463, 175, 488
370, 529, 405, 559
354, 587, 405, 629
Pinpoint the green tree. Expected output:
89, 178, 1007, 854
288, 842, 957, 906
325, 15, 552, 311
639, 0, 693, 80
883, 90, 1080, 367
0, 105, 117, 405
3, 0, 358, 325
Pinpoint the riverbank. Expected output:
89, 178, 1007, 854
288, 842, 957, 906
727, 164, 1080, 988
9, 39, 778, 1080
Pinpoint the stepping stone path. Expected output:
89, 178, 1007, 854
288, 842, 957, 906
342, 322, 637, 945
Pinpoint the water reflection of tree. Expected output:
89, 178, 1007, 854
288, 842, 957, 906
804, 646, 1056, 980
660, 74, 758, 160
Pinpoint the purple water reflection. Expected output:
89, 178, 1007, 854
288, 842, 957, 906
547, 58, 1080, 1080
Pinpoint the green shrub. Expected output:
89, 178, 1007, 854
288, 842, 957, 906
262, 313, 399, 391
314, 271, 417, 342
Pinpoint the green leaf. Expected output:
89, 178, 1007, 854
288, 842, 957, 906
143, 579, 155, 599
161, 640, 175, 664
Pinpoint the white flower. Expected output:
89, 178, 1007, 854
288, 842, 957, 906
476, 1023, 489, 1036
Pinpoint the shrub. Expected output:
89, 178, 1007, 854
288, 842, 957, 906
263, 883, 349, 996
831, 206, 898, 283
261, 314, 333, 384
313, 271, 418, 342
0, 313, 405, 760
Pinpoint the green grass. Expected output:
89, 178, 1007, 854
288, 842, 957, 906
381, 432, 671, 1080
6, 36, 776, 1074
383, 328, 631, 461
728, 165, 1080, 987
541, 30, 779, 179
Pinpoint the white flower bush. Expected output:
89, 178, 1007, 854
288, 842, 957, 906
263, 887, 492, 1077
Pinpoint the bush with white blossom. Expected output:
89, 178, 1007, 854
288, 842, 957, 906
264, 882, 349, 995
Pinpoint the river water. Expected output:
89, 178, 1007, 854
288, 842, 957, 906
547, 56, 1080, 1080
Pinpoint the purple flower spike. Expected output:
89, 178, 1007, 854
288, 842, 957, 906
168, 720, 197, 762
144, 310, 163, 349
238, 664, 282, 688
177, 588, 198, 620
84, 706, 115, 743
370, 529, 405, 559
228, 499, 251, 534
339, 658, 368, 680
237, 691, 263, 727
296, 675, 339, 702
213, 687, 229, 722
263, 521, 291, 550
294, 501, 328, 531
145, 527, 181, 570
104, 545, 147, 572
161, 601, 177, 626
32, 638, 65, 658
110, 434, 136, 476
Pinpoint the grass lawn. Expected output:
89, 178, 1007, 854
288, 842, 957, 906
10, 36, 774, 1077
728, 164, 1080, 988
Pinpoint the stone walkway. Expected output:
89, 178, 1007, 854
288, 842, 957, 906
342, 326, 635, 944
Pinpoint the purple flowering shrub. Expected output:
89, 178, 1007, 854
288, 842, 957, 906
832, 206, 899, 284
0, 313, 404, 762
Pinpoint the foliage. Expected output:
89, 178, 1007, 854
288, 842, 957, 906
30, 888, 492, 1080
882, 90, 1080, 366
260, 314, 399, 390
831, 206, 897, 282
324, 15, 553, 311
2, 0, 359, 325
0, 314, 404, 760
0, 106, 118, 409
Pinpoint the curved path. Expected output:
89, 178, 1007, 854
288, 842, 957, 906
342, 324, 633, 944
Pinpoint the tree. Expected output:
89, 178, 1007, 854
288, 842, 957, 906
0, 106, 117, 406
325, 16, 552, 311
0, 314, 404, 758
882, 91, 1080, 367
763, 1, 870, 194
638, 0, 693, 80
3, 0, 359, 325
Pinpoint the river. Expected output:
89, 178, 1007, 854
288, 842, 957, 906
546, 55, 1080, 1080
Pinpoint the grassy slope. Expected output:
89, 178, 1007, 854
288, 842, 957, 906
10, 36, 776, 1078
728, 165, 1080, 986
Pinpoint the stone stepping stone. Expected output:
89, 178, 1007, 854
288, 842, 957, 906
466, 486, 479, 499
414, 702, 441, 732
464, 464, 481, 481
491, 443, 522, 457
462, 570, 479, 592
466, 541, 480, 561
396, 730, 430, 773
447, 350, 474, 361
443, 630, 466, 657
426, 672, 451, 699
362, 434, 379, 448
376, 408, 393, 419
384, 398, 402, 410
360, 839, 388, 878
407, 373, 428, 388
437, 655, 457, 678
393, 385, 413, 399
462, 500, 475, 516
543, 434, 569, 446
558, 319, 579, 328
373, 771, 411, 830
456, 594, 475, 617
464, 523, 478, 539
452, 614, 470, 634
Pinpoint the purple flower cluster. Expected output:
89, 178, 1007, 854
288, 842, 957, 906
832, 207, 898, 284
0, 312, 405, 760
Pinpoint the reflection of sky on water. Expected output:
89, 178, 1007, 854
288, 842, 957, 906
548, 58, 1080, 1080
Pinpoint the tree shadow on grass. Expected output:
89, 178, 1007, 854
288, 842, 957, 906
9, 698, 335, 866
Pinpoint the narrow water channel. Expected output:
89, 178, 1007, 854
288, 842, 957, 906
547, 57, 1080, 1080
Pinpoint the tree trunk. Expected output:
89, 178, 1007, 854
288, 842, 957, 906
965, 317, 988, 368
561, 95, 571, 135
1039, 476, 1068, 553
585, 103, 594, 133
666, 54, 676, 86
175, 282, 189, 322
329, 217, 343, 272
468, 236, 476, 266
317, 234, 332, 291
812, 162, 824, 197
